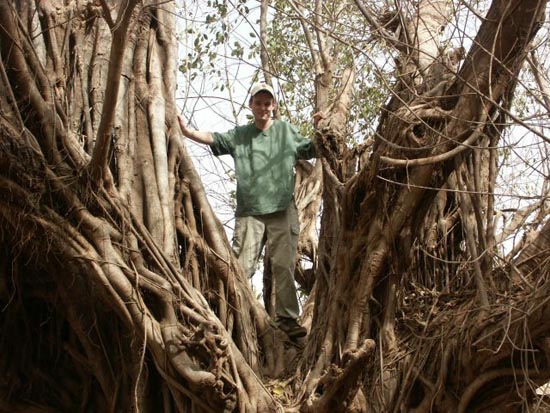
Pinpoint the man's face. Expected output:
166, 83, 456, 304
250, 92, 276, 122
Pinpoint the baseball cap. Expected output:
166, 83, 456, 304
250, 82, 275, 99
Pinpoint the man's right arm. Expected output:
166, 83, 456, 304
178, 115, 214, 145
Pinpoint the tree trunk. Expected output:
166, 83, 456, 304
0, 1, 279, 411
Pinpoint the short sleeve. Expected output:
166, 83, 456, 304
211, 129, 236, 157
288, 123, 316, 160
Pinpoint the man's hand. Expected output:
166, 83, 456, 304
178, 115, 191, 136
177, 114, 214, 145
312, 111, 327, 128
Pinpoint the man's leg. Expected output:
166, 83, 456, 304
264, 202, 301, 322
232, 215, 266, 279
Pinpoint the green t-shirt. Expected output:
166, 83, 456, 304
212, 119, 316, 217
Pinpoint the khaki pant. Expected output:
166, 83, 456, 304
232, 203, 300, 320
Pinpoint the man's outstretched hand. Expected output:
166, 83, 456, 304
177, 115, 214, 145
312, 111, 327, 128
178, 114, 191, 136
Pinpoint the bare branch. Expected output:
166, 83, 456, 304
259, 0, 273, 85
527, 50, 550, 111
99, 0, 115, 28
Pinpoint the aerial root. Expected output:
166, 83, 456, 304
304, 339, 376, 413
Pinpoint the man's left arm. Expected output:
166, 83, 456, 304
294, 112, 327, 160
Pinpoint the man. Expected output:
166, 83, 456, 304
178, 82, 319, 339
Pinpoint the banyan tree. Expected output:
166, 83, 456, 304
1, 0, 550, 412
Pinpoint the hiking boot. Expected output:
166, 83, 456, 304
277, 317, 307, 338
